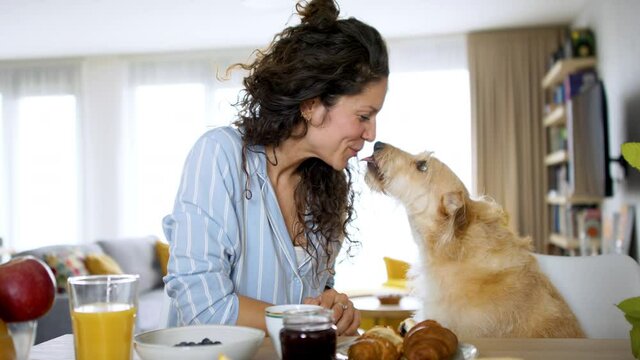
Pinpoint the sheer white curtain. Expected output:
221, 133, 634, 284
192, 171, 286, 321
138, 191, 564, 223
123, 55, 245, 239
0, 53, 248, 251
333, 35, 471, 292
0, 62, 81, 251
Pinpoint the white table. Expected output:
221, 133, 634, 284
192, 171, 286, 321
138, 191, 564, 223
351, 295, 420, 325
31, 333, 636, 360
29, 335, 141, 360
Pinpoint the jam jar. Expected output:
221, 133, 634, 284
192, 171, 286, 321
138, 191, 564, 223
280, 308, 337, 360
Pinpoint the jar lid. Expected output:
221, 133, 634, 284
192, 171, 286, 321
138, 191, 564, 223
282, 308, 335, 331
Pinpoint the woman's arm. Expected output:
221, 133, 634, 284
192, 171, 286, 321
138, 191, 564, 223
237, 295, 271, 332
164, 130, 246, 326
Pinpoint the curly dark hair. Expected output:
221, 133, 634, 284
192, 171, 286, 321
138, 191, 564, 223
232, 0, 389, 279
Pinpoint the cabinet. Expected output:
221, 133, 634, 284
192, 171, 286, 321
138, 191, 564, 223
542, 57, 607, 256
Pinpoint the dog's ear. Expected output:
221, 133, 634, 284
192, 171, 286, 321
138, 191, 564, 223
440, 191, 468, 235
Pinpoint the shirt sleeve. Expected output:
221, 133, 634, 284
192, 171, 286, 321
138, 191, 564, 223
162, 131, 243, 326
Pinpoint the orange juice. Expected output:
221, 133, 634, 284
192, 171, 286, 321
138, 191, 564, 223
0, 319, 16, 360
71, 302, 137, 360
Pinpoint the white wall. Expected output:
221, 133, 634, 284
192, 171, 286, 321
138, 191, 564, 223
573, 0, 640, 257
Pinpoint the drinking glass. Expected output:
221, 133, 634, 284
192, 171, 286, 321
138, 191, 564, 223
68, 274, 139, 360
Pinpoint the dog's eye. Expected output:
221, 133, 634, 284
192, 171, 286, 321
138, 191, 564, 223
416, 160, 428, 172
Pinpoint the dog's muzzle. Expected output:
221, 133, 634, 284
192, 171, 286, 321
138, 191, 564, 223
362, 141, 385, 180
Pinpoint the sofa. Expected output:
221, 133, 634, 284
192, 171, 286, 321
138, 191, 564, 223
14, 235, 167, 344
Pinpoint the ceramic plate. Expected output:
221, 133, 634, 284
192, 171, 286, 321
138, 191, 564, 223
336, 338, 478, 360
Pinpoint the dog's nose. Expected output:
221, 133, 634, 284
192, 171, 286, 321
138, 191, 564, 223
374, 141, 385, 152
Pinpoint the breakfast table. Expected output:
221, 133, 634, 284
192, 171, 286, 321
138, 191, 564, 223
29, 333, 634, 360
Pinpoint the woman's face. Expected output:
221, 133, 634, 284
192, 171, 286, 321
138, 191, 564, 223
304, 78, 388, 170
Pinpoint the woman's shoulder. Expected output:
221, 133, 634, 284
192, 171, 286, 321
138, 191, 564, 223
192, 125, 264, 174
200, 126, 242, 148
190, 126, 243, 166
199, 126, 243, 153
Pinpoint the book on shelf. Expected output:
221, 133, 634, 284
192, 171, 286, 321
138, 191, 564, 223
563, 69, 598, 100
602, 212, 620, 255
547, 126, 567, 153
576, 208, 601, 255
549, 203, 599, 242
556, 165, 569, 196
613, 205, 636, 256
547, 165, 569, 197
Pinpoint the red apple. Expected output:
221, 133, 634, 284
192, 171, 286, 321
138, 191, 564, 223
0, 256, 56, 322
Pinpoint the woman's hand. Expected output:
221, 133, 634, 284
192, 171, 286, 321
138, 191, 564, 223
303, 289, 360, 336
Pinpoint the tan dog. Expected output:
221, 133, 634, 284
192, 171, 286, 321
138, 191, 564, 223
364, 142, 584, 338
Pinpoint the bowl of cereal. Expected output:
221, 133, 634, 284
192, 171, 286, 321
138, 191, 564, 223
134, 324, 264, 360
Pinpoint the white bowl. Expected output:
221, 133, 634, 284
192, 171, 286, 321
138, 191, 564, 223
134, 324, 265, 360
264, 304, 323, 359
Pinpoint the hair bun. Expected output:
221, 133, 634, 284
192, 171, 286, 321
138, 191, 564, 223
297, 0, 339, 29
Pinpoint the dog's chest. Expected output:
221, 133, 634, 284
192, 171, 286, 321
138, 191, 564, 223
411, 262, 446, 315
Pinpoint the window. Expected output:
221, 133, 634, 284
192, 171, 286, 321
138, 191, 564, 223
125, 84, 210, 237
212, 87, 243, 127
13, 95, 79, 250
334, 70, 472, 291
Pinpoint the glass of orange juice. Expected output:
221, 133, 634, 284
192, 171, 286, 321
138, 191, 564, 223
67, 274, 139, 360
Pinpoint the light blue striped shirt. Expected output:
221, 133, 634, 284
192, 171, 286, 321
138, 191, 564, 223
162, 126, 339, 326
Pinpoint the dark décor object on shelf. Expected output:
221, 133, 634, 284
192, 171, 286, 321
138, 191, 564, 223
548, 28, 596, 71
568, 80, 613, 197
569, 29, 596, 58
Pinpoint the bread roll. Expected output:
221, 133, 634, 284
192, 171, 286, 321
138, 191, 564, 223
403, 320, 458, 360
347, 326, 402, 360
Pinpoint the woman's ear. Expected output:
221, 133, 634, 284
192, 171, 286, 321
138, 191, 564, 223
301, 97, 326, 126
300, 98, 318, 121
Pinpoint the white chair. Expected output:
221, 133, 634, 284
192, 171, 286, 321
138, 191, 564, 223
534, 253, 640, 338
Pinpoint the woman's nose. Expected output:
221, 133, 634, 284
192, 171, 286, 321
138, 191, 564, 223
362, 119, 376, 142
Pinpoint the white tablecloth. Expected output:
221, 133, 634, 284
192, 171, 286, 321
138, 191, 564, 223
30, 334, 141, 360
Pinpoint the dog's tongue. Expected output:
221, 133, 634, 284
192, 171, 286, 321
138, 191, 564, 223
361, 156, 374, 163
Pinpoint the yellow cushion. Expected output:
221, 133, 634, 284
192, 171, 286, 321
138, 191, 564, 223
85, 253, 123, 275
155, 240, 170, 276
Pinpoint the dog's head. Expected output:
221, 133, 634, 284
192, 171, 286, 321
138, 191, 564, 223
364, 141, 471, 251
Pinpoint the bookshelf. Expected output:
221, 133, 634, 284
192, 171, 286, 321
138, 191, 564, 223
541, 57, 597, 89
542, 57, 605, 256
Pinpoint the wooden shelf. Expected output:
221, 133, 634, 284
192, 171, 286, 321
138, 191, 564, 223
546, 194, 603, 205
542, 57, 597, 89
549, 233, 600, 250
543, 105, 566, 127
545, 150, 568, 166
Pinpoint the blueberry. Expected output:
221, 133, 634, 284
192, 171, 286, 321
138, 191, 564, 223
174, 338, 222, 347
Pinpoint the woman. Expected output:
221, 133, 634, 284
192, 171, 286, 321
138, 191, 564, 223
162, 0, 388, 336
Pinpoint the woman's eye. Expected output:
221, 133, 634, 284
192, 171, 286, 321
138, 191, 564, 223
359, 115, 371, 121
416, 160, 428, 172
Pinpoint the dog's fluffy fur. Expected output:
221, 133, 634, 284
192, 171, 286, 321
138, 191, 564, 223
364, 142, 584, 338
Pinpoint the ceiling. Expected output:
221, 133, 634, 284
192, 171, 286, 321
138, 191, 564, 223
0, 0, 589, 60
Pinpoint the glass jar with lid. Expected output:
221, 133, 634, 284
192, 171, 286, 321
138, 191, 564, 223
280, 308, 337, 360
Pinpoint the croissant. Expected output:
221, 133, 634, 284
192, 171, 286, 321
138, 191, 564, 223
347, 326, 402, 360
403, 320, 458, 360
